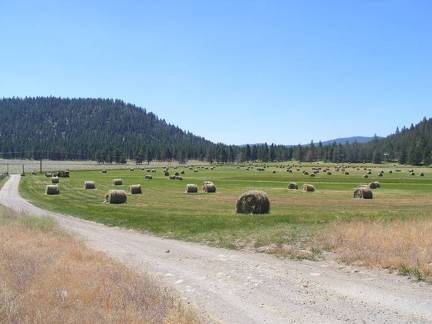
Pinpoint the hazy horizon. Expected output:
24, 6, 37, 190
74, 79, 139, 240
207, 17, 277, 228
1, 1, 431, 145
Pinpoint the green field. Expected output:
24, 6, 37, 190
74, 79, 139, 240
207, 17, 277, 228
20, 163, 432, 254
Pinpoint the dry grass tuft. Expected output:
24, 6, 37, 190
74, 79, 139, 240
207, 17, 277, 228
0, 207, 201, 324
321, 219, 432, 281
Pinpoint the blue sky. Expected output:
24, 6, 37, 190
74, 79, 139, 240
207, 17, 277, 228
1, 1, 431, 145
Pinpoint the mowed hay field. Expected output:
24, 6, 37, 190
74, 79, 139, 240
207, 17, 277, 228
20, 163, 432, 258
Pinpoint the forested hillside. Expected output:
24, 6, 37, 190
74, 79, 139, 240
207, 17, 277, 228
0, 97, 214, 162
0, 97, 430, 165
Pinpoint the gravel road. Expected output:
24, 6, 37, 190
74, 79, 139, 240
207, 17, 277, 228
1, 175, 431, 323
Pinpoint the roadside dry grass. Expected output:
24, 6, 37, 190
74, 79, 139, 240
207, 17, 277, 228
320, 219, 432, 281
0, 207, 201, 324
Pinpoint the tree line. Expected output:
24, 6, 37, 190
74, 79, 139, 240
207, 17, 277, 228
0, 97, 430, 166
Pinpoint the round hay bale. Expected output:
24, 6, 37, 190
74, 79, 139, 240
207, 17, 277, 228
84, 181, 96, 189
369, 181, 381, 189
186, 184, 198, 193
181, 170, 185, 175
353, 187, 373, 199
112, 179, 123, 185
202, 181, 216, 193
363, 174, 369, 178
130, 184, 142, 194
288, 182, 298, 190
101, 169, 107, 174
130, 168, 135, 171
327, 172, 332, 175
310, 173, 316, 177
58, 170, 70, 178
45, 172, 52, 177
105, 190, 127, 204
303, 184, 315, 192
145, 175, 153, 180
46, 185, 59, 195
51, 176, 59, 184
175, 176, 183, 180
236, 190, 270, 214
151, 169, 156, 173
164, 171, 170, 176
420, 172, 425, 177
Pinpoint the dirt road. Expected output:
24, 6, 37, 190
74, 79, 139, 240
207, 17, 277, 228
1, 175, 431, 323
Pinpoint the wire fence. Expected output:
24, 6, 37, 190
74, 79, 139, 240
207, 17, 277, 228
0, 159, 208, 175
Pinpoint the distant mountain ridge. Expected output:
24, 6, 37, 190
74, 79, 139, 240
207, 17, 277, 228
320, 136, 378, 145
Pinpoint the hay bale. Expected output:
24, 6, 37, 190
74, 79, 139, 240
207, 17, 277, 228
130, 168, 135, 171
51, 176, 59, 184
105, 190, 127, 204
363, 174, 369, 178
151, 169, 156, 173
186, 184, 198, 193
420, 173, 425, 177
175, 176, 183, 180
58, 170, 70, 178
45, 172, 52, 178
236, 190, 270, 214
303, 184, 315, 192
101, 169, 107, 174
169, 175, 176, 180
130, 184, 142, 194
46, 185, 59, 195
145, 175, 153, 180
310, 173, 316, 177
112, 179, 123, 185
164, 171, 170, 176
369, 181, 381, 189
181, 170, 185, 175
353, 187, 373, 199
327, 172, 332, 175
288, 182, 298, 190
202, 181, 216, 193
84, 181, 96, 189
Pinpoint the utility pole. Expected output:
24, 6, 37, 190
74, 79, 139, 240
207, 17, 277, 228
40, 159, 43, 173
22, 164, 25, 175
